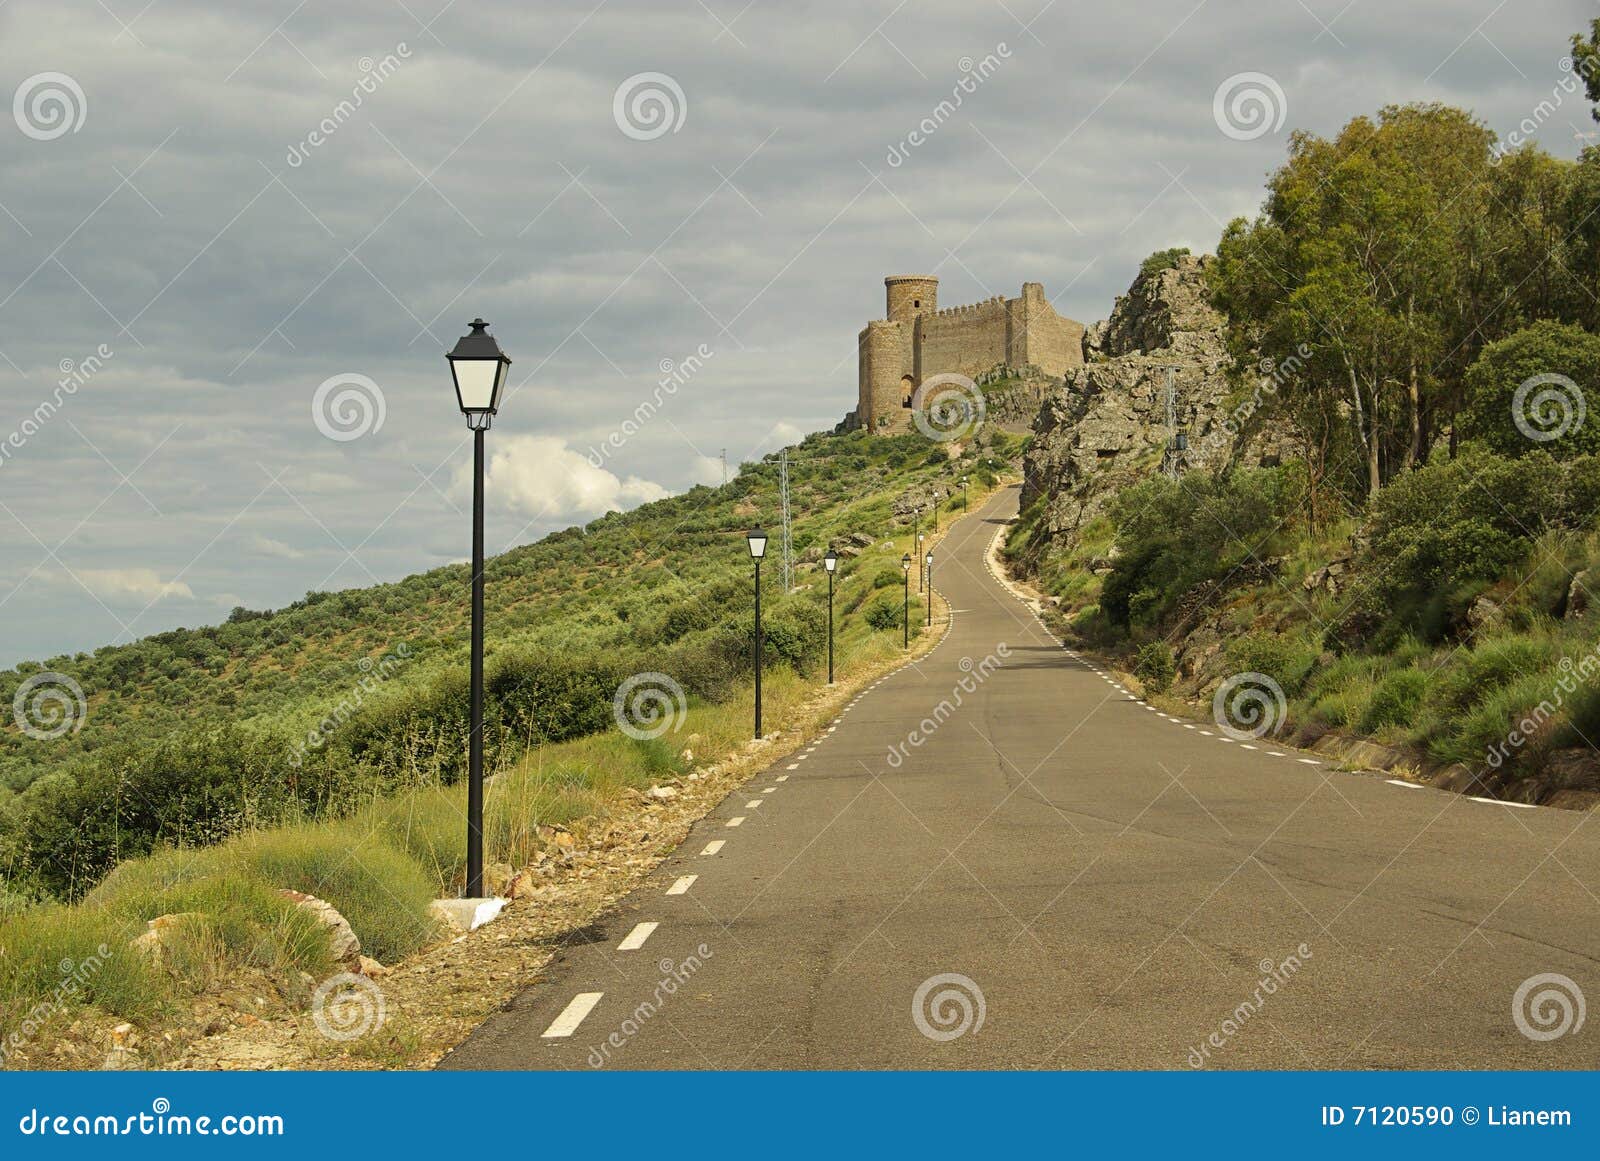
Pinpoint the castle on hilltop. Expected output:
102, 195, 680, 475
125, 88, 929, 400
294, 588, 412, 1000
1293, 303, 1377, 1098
851, 275, 1086, 432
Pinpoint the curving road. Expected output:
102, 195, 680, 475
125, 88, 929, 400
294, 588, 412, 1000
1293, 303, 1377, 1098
443, 485, 1599, 1070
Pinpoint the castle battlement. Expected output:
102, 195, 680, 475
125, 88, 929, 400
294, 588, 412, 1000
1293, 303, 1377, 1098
854, 275, 1085, 432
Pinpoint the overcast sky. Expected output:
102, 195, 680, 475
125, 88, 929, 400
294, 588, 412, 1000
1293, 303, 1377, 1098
0, 0, 1595, 667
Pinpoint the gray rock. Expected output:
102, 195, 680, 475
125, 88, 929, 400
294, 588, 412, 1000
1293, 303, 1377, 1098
1565, 570, 1592, 619
1020, 253, 1299, 546
279, 890, 362, 970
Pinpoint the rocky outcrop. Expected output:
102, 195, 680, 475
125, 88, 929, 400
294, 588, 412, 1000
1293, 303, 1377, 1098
1021, 254, 1297, 544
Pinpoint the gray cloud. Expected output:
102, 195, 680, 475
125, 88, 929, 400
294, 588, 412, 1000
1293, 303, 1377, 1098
0, 0, 1593, 664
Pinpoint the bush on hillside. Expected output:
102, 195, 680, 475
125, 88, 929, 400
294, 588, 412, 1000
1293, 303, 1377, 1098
1101, 468, 1299, 630
1463, 321, 1600, 458
1134, 642, 1175, 692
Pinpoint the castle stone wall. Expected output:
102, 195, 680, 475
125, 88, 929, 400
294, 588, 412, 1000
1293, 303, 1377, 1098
855, 275, 1087, 433
914, 296, 1010, 383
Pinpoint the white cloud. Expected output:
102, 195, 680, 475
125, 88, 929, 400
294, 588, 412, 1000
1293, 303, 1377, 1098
75, 568, 195, 604
244, 534, 305, 559
467, 435, 670, 523
689, 454, 726, 487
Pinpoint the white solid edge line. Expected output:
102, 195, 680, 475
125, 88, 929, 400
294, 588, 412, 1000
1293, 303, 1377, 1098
1297, 758, 1320, 765
701, 840, 725, 855
726, 816, 745, 827
542, 992, 604, 1038
666, 875, 697, 896
1385, 779, 1420, 789
1471, 795, 1537, 808
617, 921, 658, 951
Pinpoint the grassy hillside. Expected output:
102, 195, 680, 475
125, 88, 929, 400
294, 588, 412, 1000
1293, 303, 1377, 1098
1009, 444, 1600, 804
1, 427, 1013, 904
1, 422, 1015, 1064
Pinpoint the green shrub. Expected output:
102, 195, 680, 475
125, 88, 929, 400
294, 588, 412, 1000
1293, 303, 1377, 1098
1224, 633, 1319, 696
1134, 642, 1176, 692
1360, 668, 1431, 732
872, 567, 903, 589
1463, 321, 1600, 458
865, 596, 904, 631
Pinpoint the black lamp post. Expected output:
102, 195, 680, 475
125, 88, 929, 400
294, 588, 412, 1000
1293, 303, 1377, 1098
748, 527, 768, 738
446, 318, 512, 900
901, 552, 911, 649
917, 532, 926, 592
925, 551, 934, 626
824, 548, 838, 684
962, 474, 969, 511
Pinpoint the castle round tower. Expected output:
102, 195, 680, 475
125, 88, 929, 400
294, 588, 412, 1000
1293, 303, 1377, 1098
884, 275, 938, 323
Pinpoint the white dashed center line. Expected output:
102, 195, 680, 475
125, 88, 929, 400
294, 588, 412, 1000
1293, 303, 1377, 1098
701, 840, 726, 855
666, 875, 697, 896
542, 992, 603, 1038
746, 800, 763, 809
726, 816, 745, 827
776, 774, 788, 782
617, 922, 658, 950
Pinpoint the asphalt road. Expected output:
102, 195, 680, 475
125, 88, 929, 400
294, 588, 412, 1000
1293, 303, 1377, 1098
443, 485, 1599, 1070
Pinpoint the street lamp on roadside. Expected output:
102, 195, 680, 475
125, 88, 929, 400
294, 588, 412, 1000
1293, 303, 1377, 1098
824, 548, 838, 684
901, 552, 911, 649
962, 475, 969, 511
917, 531, 926, 592
446, 318, 513, 901
748, 527, 768, 739
925, 551, 934, 626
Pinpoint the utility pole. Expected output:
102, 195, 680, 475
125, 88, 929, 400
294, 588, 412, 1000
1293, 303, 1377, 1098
721, 448, 728, 486
779, 449, 793, 593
